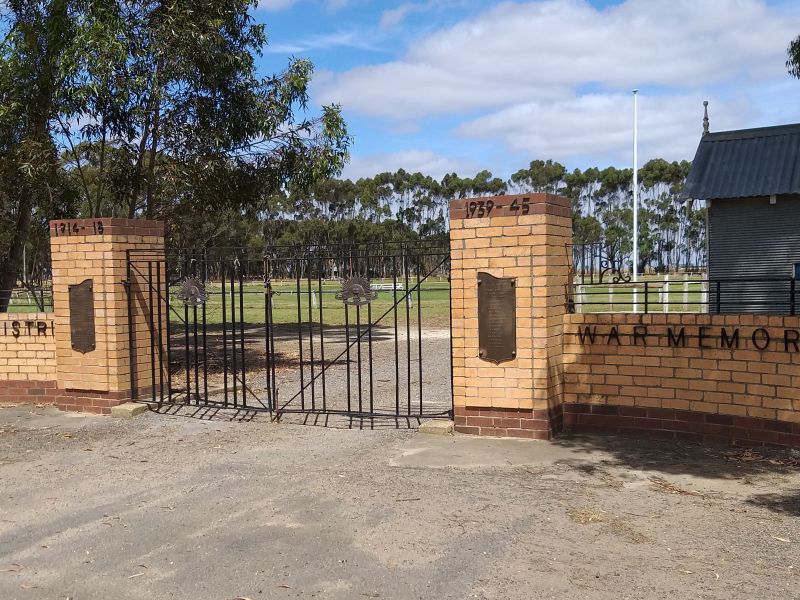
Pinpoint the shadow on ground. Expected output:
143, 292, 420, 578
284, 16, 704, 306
550, 431, 799, 480
148, 402, 261, 422
146, 401, 449, 430
745, 490, 800, 516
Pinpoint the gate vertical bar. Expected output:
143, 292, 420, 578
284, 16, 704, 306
192, 301, 199, 405
230, 262, 238, 407
183, 293, 190, 401
126, 251, 138, 400
448, 255, 454, 415
192, 253, 199, 404
317, 256, 327, 411
345, 303, 351, 413
264, 279, 273, 412
307, 257, 316, 410
356, 303, 362, 414
416, 254, 423, 414
164, 258, 173, 398
367, 249, 375, 415
239, 263, 247, 408
295, 258, 305, 410
392, 255, 399, 416
404, 251, 411, 415
202, 254, 208, 403
155, 262, 165, 404
221, 263, 229, 405
147, 262, 156, 402
268, 279, 278, 413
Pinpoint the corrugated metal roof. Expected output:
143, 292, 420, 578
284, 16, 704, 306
682, 123, 800, 200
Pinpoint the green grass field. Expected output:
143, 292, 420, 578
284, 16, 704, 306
5, 291, 53, 313
4, 274, 711, 322
574, 275, 708, 313
168, 277, 452, 327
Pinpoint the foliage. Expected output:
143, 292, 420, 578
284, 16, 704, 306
787, 34, 800, 79
0, 0, 350, 311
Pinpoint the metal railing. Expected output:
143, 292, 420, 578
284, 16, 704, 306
570, 276, 800, 315
1, 287, 54, 313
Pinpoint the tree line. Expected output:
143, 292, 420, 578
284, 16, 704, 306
8, 4, 800, 313
262, 158, 705, 275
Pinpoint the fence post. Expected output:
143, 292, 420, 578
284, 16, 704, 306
701, 280, 708, 313
644, 281, 649, 314
449, 193, 571, 440
683, 274, 689, 311
791, 279, 796, 316
663, 275, 669, 313
50, 219, 165, 413
716, 280, 722, 314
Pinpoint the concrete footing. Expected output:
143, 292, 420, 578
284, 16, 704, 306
418, 420, 454, 435
110, 402, 148, 419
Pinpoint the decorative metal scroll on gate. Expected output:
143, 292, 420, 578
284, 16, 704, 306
335, 276, 377, 306
570, 242, 632, 285
177, 277, 208, 306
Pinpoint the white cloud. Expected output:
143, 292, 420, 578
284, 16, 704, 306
258, 0, 350, 12
380, 4, 421, 29
457, 93, 752, 165
380, 0, 471, 29
258, 0, 297, 11
267, 31, 381, 54
318, 0, 800, 119
342, 149, 475, 180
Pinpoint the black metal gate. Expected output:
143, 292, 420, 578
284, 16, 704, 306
126, 242, 452, 424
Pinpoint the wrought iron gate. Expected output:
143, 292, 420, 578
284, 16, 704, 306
126, 242, 452, 423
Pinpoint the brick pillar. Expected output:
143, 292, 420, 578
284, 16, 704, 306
50, 219, 164, 413
450, 194, 572, 438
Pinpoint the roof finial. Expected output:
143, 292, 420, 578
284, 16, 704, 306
702, 100, 709, 136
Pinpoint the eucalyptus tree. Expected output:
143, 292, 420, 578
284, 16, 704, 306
510, 159, 566, 194
0, 0, 79, 310
0, 0, 350, 310
787, 34, 800, 79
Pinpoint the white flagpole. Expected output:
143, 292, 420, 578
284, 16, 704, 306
632, 89, 639, 313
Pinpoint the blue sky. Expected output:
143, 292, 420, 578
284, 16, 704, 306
254, 0, 800, 180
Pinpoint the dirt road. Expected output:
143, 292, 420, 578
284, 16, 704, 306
0, 405, 798, 599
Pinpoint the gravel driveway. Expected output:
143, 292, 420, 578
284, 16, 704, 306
0, 405, 798, 599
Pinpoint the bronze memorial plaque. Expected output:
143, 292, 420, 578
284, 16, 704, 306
69, 279, 96, 353
477, 272, 516, 363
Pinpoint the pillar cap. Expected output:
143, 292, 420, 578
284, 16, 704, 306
449, 193, 571, 220
50, 218, 165, 238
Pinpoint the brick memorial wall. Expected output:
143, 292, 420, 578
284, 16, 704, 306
0, 313, 57, 403
562, 313, 800, 447
450, 194, 800, 448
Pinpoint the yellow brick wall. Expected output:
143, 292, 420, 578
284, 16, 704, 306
0, 313, 56, 380
563, 313, 800, 425
50, 219, 165, 399
450, 194, 572, 423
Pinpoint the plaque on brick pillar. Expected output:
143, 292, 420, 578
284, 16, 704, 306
69, 279, 96, 353
477, 272, 516, 364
